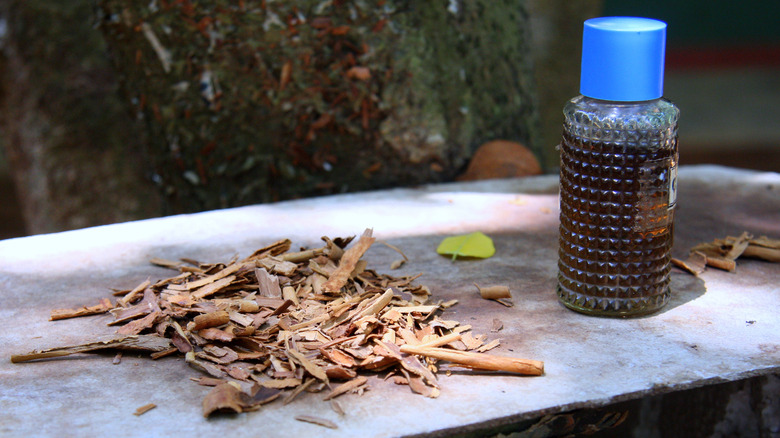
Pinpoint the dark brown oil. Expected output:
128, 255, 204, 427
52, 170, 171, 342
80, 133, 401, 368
557, 129, 678, 316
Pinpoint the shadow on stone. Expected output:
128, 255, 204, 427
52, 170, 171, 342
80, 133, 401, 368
656, 270, 707, 316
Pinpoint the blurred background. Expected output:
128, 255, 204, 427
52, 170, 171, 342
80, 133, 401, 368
1, 0, 779, 240
603, 0, 780, 170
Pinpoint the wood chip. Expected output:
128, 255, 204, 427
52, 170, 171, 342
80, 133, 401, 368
133, 403, 157, 416
749, 235, 780, 250
492, 298, 514, 307
119, 279, 151, 306
198, 327, 234, 343
477, 338, 501, 353
189, 310, 230, 331
243, 239, 293, 261
202, 383, 250, 417
258, 257, 298, 277
742, 243, 780, 262
416, 332, 462, 348
191, 275, 238, 299
407, 374, 440, 398
389, 305, 439, 314
724, 232, 752, 260
287, 349, 329, 383
355, 289, 394, 319
149, 347, 178, 360
193, 376, 226, 386
461, 332, 484, 350
743, 235, 780, 262
295, 415, 338, 429
108, 288, 159, 325
440, 299, 458, 309
117, 311, 161, 335
256, 267, 282, 298
149, 257, 184, 270
379, 240, 409, 270
283, 378, 316, 405
175, 262, 247, 291
282, 285, 299, 306
390, 259, 405, 270
330, 399, 345, 416
257, 378, 302, 389
319, 348, 357, 368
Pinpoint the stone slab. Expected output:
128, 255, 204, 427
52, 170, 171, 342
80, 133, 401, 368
1, 165, 778, 437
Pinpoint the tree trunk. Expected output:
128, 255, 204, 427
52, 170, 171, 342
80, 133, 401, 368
0, 0, 163, 234
1, 0, 544, 231
97, 0, 543, 213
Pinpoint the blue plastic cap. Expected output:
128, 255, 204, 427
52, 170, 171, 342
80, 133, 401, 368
580, 17, 667, 101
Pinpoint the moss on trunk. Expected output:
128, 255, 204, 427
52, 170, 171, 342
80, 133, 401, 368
98, 0, 541, 213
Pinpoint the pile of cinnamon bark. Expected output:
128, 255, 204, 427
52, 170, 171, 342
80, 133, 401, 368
12, 229, 542, 419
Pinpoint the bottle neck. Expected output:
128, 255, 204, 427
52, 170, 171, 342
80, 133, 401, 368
580, 95, 663, 106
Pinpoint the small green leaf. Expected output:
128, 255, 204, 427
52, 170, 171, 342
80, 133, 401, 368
436, 232, 496, 261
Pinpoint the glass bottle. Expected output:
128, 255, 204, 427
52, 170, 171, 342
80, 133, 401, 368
556, 17, 680, 317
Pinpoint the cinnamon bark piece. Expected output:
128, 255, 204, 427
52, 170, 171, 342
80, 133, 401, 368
50, 298, 114, 321
322, 229, 376, 293
323, 376, 368, 400
11, 335, 173, 363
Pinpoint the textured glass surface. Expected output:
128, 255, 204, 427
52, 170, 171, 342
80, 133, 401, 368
557, 96, 680, 317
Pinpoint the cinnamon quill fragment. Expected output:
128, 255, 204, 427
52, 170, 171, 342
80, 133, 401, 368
474, 283, 513, 307
12, 228, 544, 418
398, 345, 544, 375
673, 232, 780, 274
